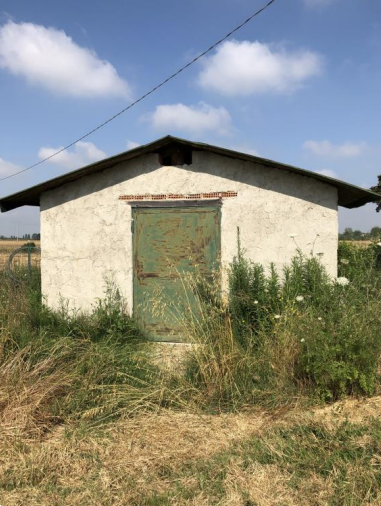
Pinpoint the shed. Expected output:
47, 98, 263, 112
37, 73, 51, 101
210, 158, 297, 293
1, 136, 378, 341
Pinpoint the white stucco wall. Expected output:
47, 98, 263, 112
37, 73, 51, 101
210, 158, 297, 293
40, 150, 338, 312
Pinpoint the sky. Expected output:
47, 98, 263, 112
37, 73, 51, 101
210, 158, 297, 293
0, 0, 380, 237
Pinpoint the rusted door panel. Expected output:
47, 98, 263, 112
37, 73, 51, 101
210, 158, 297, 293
132, 206, 221, 341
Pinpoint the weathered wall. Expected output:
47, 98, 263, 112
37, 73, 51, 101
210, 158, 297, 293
40, 151, 338, 312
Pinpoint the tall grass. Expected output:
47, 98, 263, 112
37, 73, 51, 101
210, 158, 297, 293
0, 270, 188, 436
1, 241, 381, 432
183, 242, 381, 408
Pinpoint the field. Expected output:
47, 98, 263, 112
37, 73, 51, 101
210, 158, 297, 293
341, 240, 373, 248
0, 240, 381, 505
0, 239, 41, 270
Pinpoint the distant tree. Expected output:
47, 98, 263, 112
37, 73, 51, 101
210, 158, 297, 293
371, 175, 381, 212
341, 227, 354, 240
352, 230, 364, 240
370, 226, 381, 239
32, 233, 40, 240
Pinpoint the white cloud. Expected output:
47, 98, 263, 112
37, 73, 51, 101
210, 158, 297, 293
302, 0, 337, 7
303, 140, 366, 158
147, 102, 231, 135
197, 40, 323, 96
0, 21, 130, 98
126, 140, 141, 150
38, 141, 106, 170
0, 156, 21, 176
314, 169, 338, 178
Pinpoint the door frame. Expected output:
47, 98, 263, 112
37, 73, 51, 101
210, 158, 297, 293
130, 199, 222, 341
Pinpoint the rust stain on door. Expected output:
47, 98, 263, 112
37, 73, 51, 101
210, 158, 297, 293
132, 206, 221, 341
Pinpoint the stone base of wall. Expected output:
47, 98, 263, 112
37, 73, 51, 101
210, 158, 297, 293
150, 342, 193, 373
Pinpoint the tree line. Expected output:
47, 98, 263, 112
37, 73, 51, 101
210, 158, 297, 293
0, 233, 40, 240
339, 227, 381, 241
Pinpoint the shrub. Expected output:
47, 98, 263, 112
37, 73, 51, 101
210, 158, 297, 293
228, 252, 332, 345
91, 279, 143, 343
186, 247, 381, 406
297, 306, 381, 399
268, 290, 381, 400
338, 240, 381, 281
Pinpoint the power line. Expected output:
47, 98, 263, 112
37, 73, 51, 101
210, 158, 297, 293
0, 0, 276, 183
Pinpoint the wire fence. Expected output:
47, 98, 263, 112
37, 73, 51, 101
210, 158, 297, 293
0, 241, 41, 282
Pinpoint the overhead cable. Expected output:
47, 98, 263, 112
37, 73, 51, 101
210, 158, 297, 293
0, 0, 276, 182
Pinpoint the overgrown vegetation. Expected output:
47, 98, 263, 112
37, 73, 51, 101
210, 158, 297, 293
0, 272, 179, 435
1, 240, 381, 425
183, 240, 381, 408
1, 240, 381, 504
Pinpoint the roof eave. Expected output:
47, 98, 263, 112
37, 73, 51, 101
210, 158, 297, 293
344, 195, 380, 209
0, 135, 379, 211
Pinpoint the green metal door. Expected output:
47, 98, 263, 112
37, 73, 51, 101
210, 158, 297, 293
132, 205, 221, 341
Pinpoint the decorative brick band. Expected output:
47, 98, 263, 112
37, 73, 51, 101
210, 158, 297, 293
119, 191, 237, 202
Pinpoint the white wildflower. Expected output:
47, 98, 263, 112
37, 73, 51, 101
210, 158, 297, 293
317, 317, 322, 321
300, 338, 305, 343
254, 300, 258, 305
336, 277, 350, 286
340, 258, 349, 265
295, 295, 304, 302
274, 314, 281, 319
377, 243, 381, 247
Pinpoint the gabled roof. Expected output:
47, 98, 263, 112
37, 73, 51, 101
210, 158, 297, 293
0, 135, 379, 211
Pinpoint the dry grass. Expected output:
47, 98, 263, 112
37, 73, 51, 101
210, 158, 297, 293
223, 461, 319, 506
308, 396, 381, 426
0, 239, 41, 269
0, 341, 78, 437
0, 239, 40, 251
1, 398, 381, 505
0, 410, 268, 505
340, 240, 373, 248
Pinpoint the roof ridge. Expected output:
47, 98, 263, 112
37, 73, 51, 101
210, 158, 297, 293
0, 136, 379, 211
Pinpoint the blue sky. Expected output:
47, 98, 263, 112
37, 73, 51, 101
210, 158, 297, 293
0, 0, 380, 236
